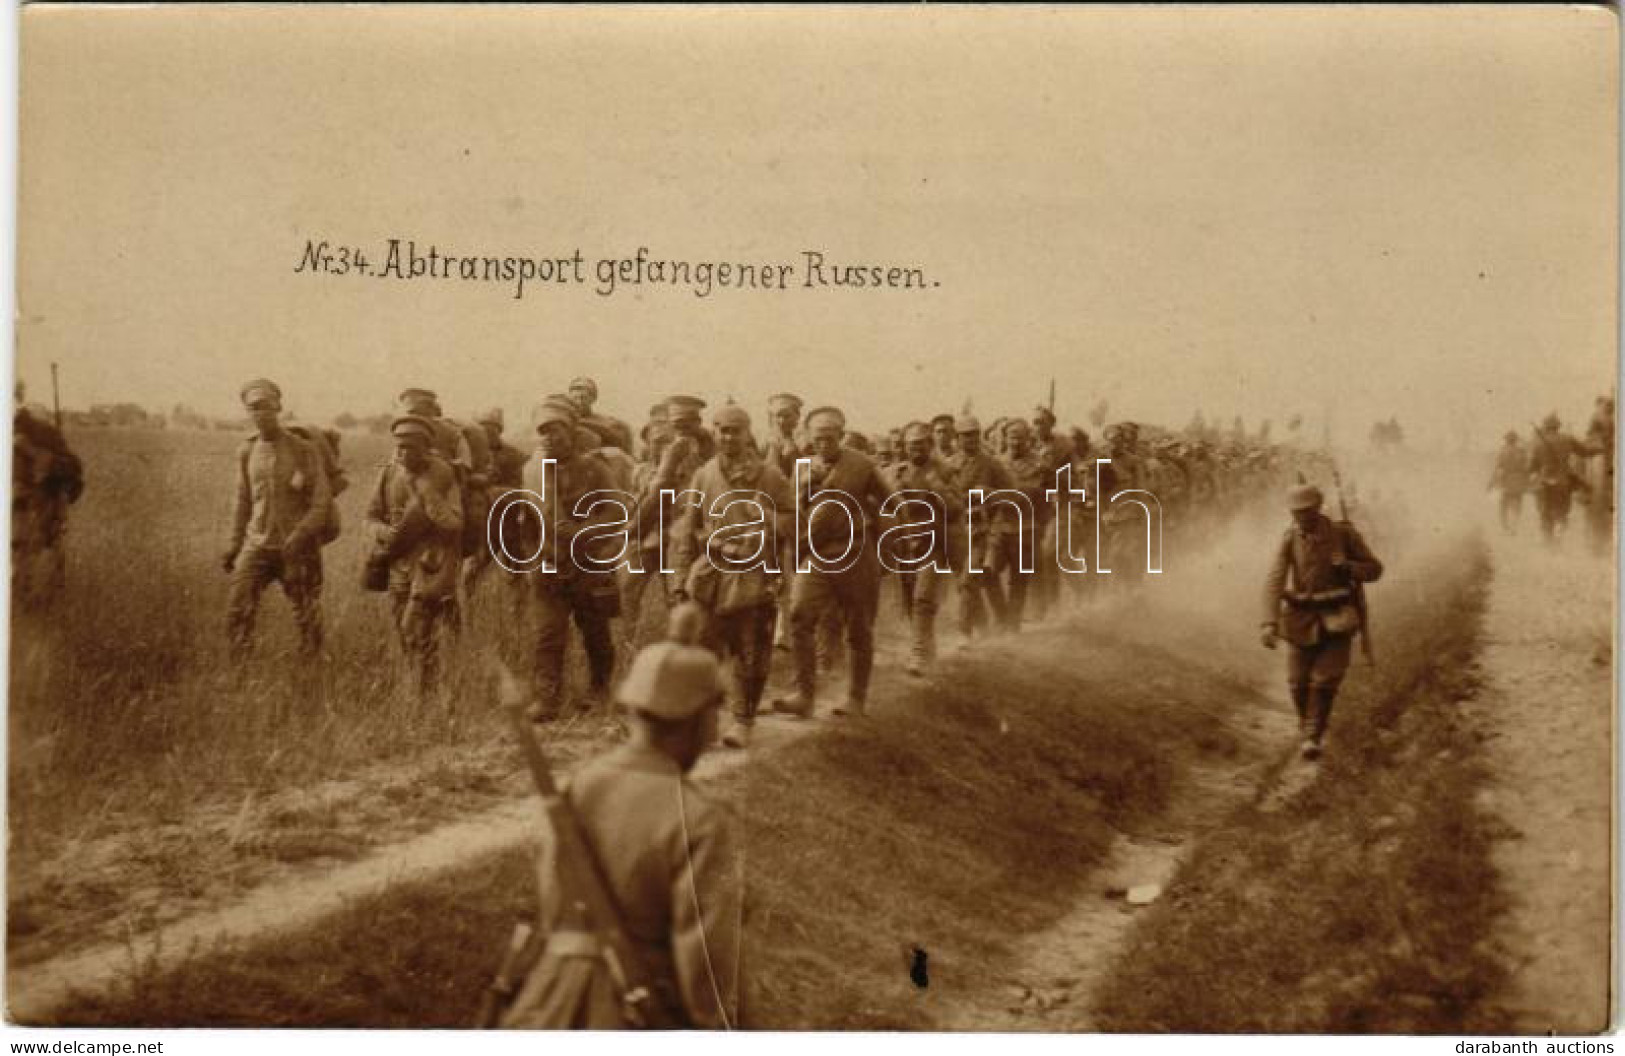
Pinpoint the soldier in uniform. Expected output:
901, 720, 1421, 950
885, 420, 960, 676
762, 393, 806, 478
223, 379, 332, 662
12, 383, 84, 607
479, 407, 529, 491
773, 406, 891, 719
365, 415, 464, 701
761, 393, 806, 650
1098, 422, 1149, 583
930, 413, 959, 463
517, 396, 623, 721
567, 376, 635, 454
947, 413, 1013, 641
397, 388, 473, 471
1487, 430, 1530, 536
1261, 483, 1383, 760
501, 607, 742, 1030
672, 404, 794, 748
621, 416, 679, 655
1528, 413, 1588, 543
991, 419, 1046, 630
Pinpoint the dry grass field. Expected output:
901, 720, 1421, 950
8, 427, 543, 896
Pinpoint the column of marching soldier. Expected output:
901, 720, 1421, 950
220, 374, 1320, 749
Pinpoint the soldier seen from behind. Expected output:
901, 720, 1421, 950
1527, 413, 1589, 544
498, 604, 743, 1029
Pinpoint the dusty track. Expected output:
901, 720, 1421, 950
5, 634, 890, 1021
1473, 530, 1613, 1032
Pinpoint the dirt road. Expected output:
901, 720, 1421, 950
1474, 529, 1613, 1032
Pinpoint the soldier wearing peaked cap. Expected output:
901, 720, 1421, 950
365, 414, 464, 702
1262, 483, 1383, 761
397, 388, 474, 471
946, 413, 1014, 641
996, 418, 1048, 630
478, 407, 528, 491
762, 393, 808, 650
773, 405, 893, 719
501, 605, 743, 1030
930, 413, 959, 462
884, 420, 961, 676
567, 375, 635, 455
623, 395, 714, 641
671, 403, 794, 748
223, 379, 332, 663
508, 396, 623, 722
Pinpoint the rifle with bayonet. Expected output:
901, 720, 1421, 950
1329, 466, 1374, 666
477, 664, 675, 1029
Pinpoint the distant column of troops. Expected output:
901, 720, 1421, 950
213, 375, 1316, 747
1486, 399, 1614, 548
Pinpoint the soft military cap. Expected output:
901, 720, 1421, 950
240, 378, 283, 408
805, 406, 846, 432
666, 395, 707, 421
1542, 413, 1561, 429
713, 404, 751, 430
768, 393, 803, 414
391, 414, 436, 441
1287, 483, 1324, 511
930, 413, 955, 429
568, 376, 599, 398
477, 407, 504, 427
616, 604, 727, 720
397, 388, 438, 409
901, 421, 933, 443
1004, 418, 1032, 438
531, 395, 580, 431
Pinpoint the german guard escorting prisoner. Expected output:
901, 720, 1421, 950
223, 379, 332, 662
1261, 483, 1383, 761
774, 406, 892, 719
365, 414, 464, 701
672, 404, 794, 748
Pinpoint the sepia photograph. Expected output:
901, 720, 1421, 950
6, 3, 1617, 1038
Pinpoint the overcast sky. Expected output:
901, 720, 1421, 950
17, 5, 1618, 448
